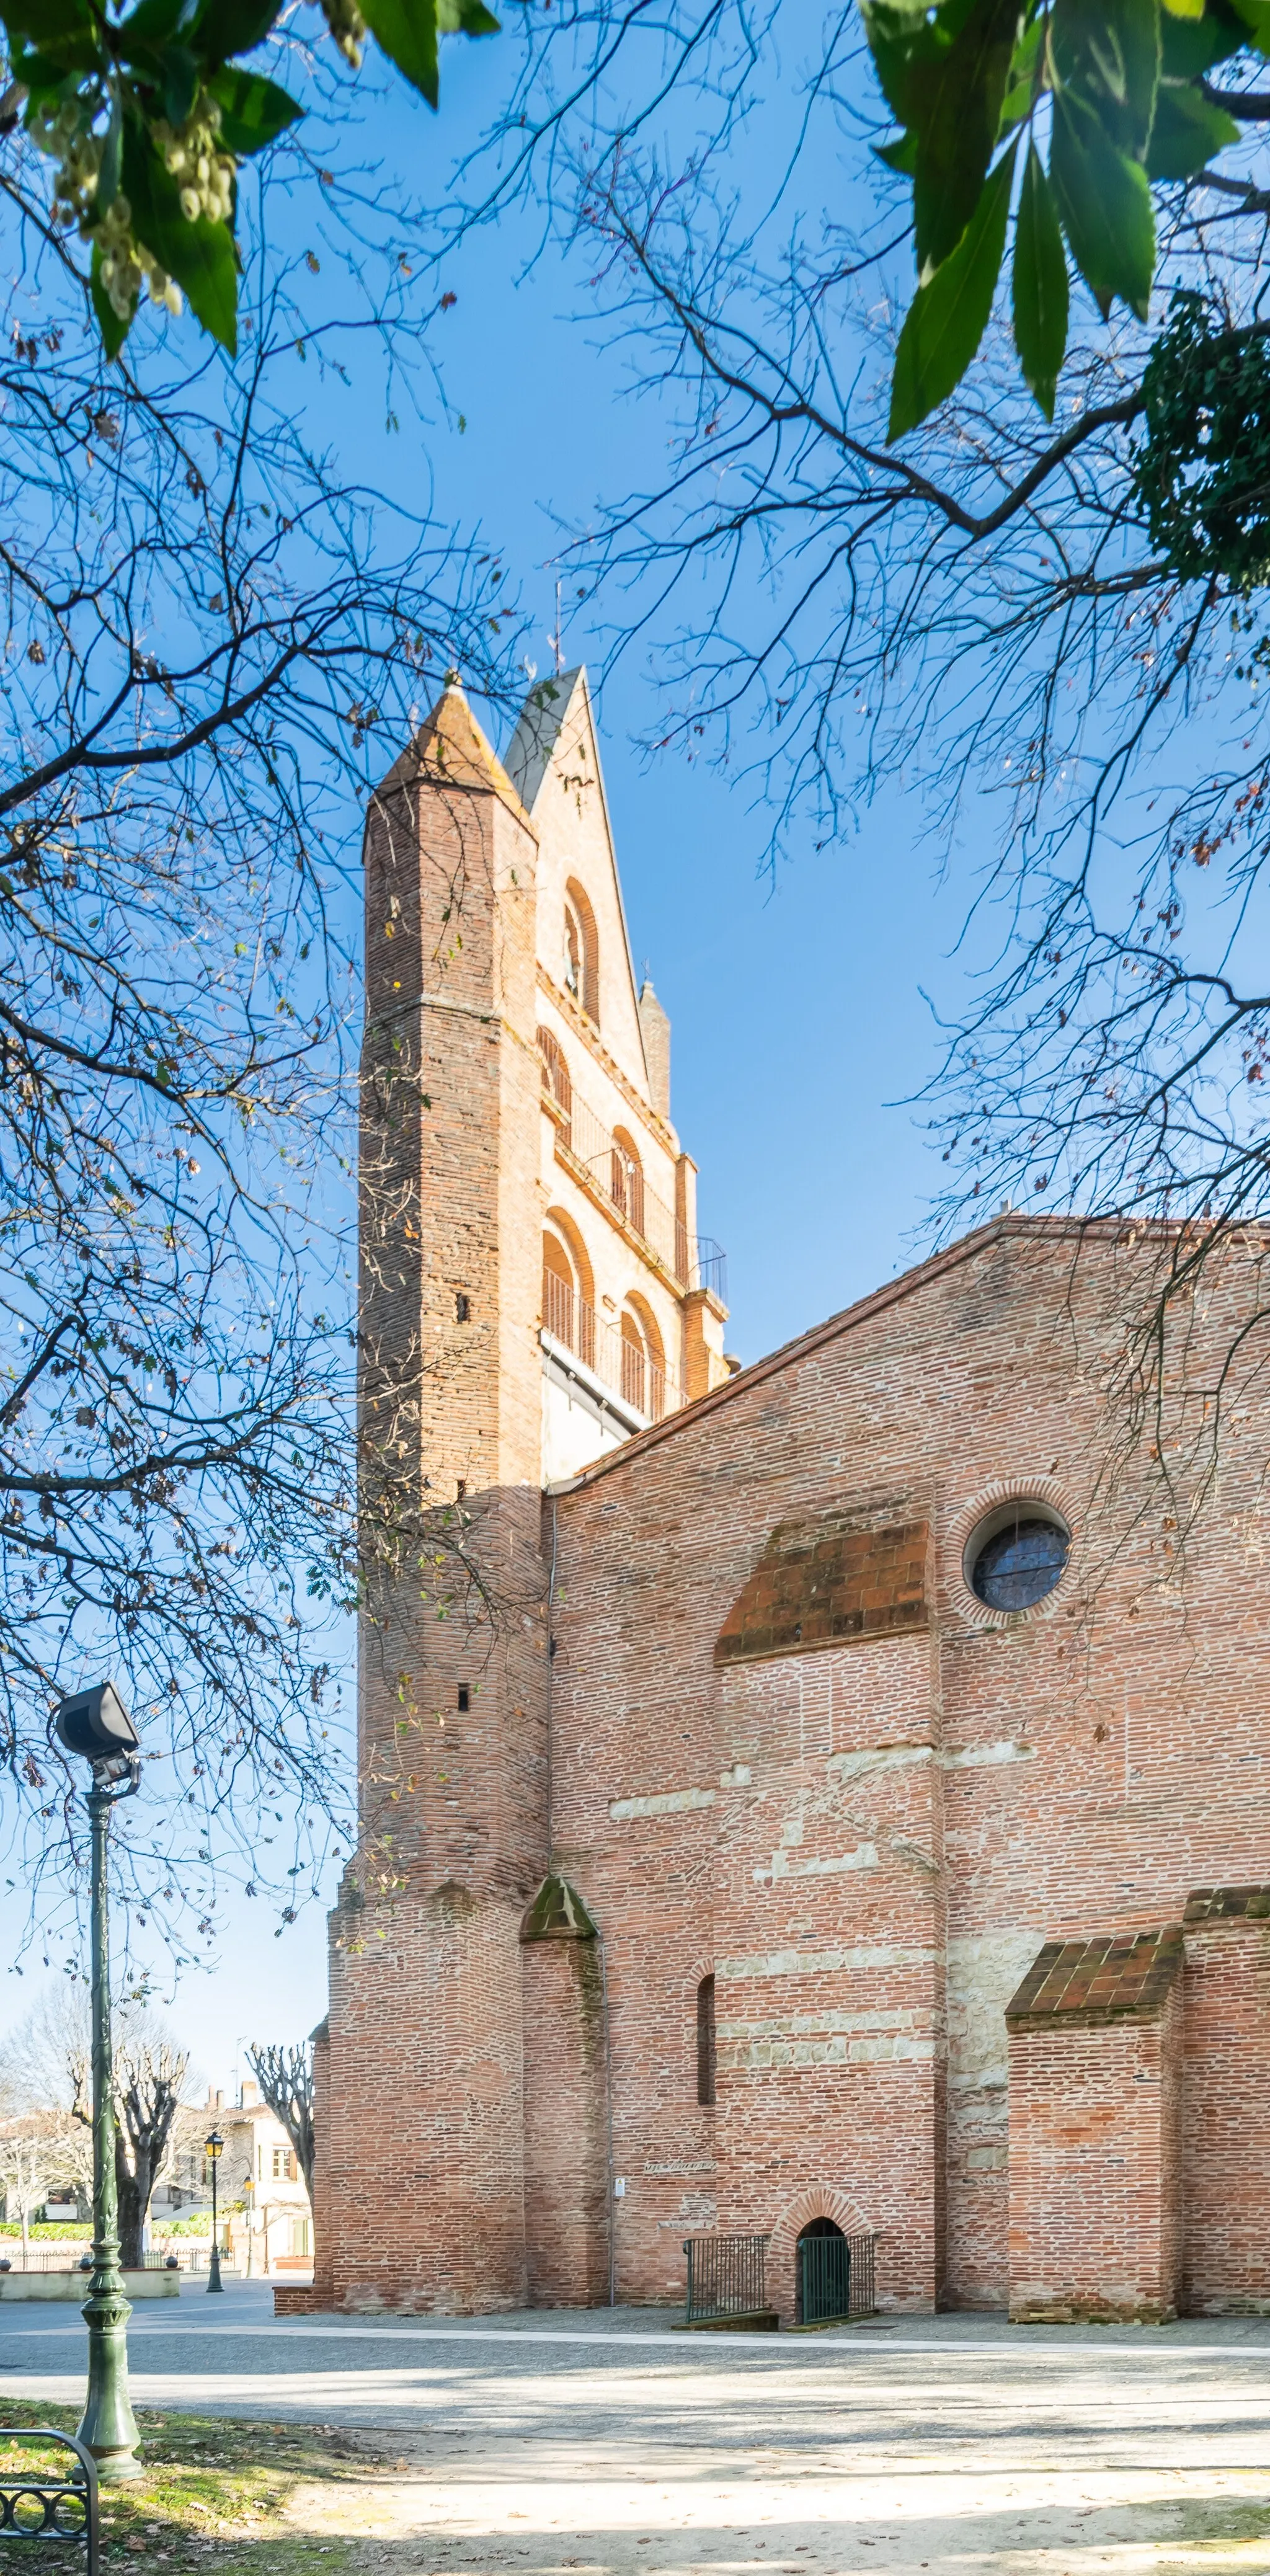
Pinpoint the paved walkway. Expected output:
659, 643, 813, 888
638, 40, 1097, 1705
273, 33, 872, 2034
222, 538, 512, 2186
4, 2288, 1270, 2575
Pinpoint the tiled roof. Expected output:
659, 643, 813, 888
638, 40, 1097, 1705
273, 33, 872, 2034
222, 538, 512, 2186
1184, 1885, 1270, 1925
375, 683, 533, 830
1006, 1925, 1184, 2029
715, 1516, 928, 1668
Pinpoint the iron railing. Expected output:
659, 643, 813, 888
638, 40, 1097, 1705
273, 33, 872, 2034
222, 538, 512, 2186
560, 1090, 688, 1281
797, 2231, 877, 2325
0, 2244, 213, 2275
0, 2427, 97, 2573
540, 1041, 727, 1302
683, 2232, 771, 2324
542, 1272, 674, 1421
695, 1239, 728, 1304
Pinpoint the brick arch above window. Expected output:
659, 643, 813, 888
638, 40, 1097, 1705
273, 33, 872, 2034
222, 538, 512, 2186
564, 879, 600, 1025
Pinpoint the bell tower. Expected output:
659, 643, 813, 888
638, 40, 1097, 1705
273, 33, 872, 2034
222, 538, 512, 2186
318, 682, 550, 2312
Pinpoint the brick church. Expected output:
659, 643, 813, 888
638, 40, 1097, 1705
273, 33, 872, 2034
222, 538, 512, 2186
291, 669, 1270, 2327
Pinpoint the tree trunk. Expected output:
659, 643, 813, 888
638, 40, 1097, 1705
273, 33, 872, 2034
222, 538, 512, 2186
114, 2133, 146, 2270
19, 2206, 28, 2270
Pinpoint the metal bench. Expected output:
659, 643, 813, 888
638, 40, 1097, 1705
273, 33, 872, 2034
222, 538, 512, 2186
0, 2427, 99, 2572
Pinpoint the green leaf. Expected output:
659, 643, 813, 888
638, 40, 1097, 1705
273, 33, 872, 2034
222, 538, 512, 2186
435, 0, 497, 29
115, 0, 198, 50
997, 14, 1043, 132
159, 38, 199, 118
1147, 78, 1240, 174
1012, 140, 1068, 417
190, 0, 279, 58
359, 0, 439, 99
121, 113, 238, 348
1161, 0, 1248, 73
860, 0, 939, 125
1, 0, 91, 39
1160, 0, 1204, 19
11, 31, 97, 75
910, 0, 1024, 272
1050, 91, 1155, 316
1228, 0, 1270, 43
889, 141, 1016, 438
1051, 0, 1160, 159
875, 128, 920, 170
207, 63, 302, 149
90, 239, 133, 360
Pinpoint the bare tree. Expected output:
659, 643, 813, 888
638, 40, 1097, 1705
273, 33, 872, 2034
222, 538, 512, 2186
0, 131, 521, 1955
9, 1984, 202, 2261
0, 2115, 79, 2267
68, 2035, 187, 2268
451, 4, 1270, 1484
247, 2041, 314, 2200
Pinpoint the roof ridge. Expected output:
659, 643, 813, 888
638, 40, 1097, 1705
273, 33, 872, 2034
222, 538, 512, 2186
547, 1213, 1206, 1494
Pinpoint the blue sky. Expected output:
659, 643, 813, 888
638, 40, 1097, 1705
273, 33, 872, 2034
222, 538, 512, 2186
0, 36, 986, 2085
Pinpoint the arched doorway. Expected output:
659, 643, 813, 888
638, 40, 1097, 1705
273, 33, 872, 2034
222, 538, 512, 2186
796, 2216, 850, 2325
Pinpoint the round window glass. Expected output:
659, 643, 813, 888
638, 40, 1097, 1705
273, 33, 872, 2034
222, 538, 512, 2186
970, 1515, 1068, 1612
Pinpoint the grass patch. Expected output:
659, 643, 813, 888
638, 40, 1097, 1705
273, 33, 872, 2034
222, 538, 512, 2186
0, 2399, 391, 2573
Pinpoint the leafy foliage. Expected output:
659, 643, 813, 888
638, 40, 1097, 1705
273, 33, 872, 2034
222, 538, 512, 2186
863, 0, 1253, 431
6, 0, 499, 354
1134, 289, 1270, 583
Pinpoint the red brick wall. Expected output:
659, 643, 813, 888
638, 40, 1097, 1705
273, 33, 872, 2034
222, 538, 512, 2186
322, 706, 549, 2314
328, 858, 1270, 2335
522, 1935, 611, 2306
536, 1224, 1270, 2319
323, 1884, 528, 2312
1183, 1912, 1270, 2314
1007, 1988, 1182, 2321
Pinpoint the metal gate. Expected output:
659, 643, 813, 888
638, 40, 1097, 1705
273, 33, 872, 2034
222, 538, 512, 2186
683, 2232, 770, 2324
797, 2230, 877, 2324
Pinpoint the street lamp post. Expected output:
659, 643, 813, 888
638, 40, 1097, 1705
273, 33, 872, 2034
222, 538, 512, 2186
54, 1679, 143, 2487
205, 2131, 224, 2292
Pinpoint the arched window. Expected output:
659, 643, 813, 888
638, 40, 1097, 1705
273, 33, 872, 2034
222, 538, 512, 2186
542, 1230, 575, 1353
537, 1027, 572, 1143
619, 1309, 647, 1414
621, 1295, 667, 1421
541, 1215, 595, 1369
610, 1129, 644, 1238
696, 1975, 716, 2107
563, 880, 600, 1024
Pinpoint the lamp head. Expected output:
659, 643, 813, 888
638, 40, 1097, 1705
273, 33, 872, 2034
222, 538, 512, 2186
205, 2130, 224, 2161
55, 1682, 140, 1779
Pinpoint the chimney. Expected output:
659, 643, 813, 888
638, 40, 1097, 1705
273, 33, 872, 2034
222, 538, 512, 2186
637, 980, 671, 1122
240, 2079, 259, 2108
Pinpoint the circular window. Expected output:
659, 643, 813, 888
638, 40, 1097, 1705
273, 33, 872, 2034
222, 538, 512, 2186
967, 1502, 1070, 1613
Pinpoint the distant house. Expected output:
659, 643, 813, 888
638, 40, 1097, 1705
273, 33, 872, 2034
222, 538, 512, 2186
152, 2082, 311, 2271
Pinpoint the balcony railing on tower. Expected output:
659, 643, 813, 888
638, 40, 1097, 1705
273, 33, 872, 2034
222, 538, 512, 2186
541, 1055, 724, 1295
541, 1271, 674, 1423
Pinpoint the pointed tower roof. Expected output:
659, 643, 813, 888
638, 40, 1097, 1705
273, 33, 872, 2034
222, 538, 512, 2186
504, 667, 587, 815
375, 679, 534, 832
505, 664, 651, 1092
